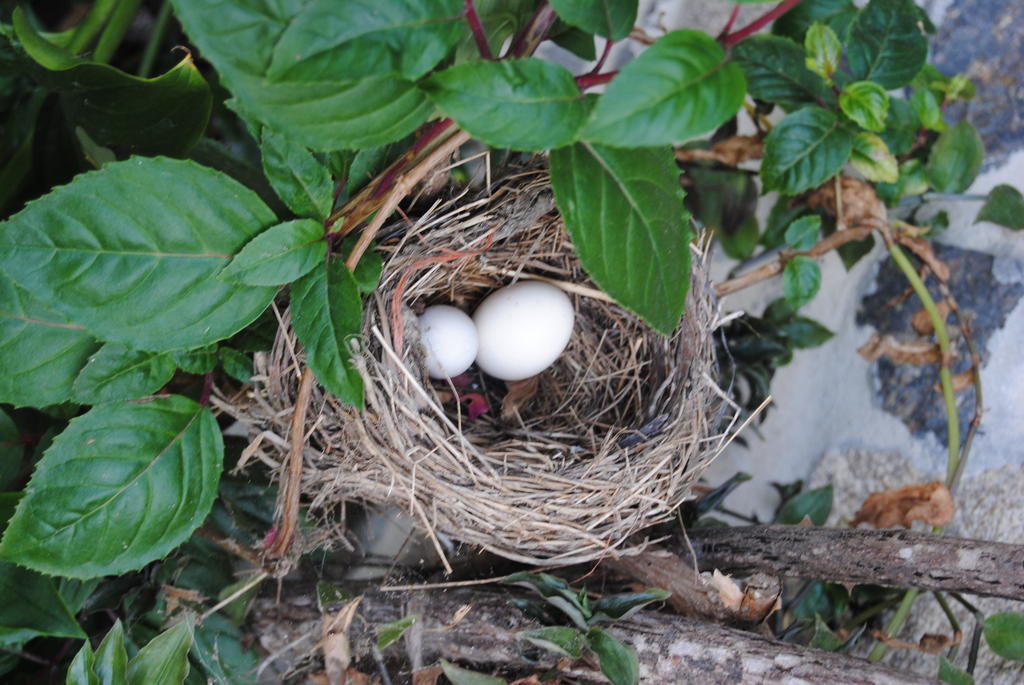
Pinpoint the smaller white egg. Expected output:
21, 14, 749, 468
418, 305, 479, 379
473, 281, 574, 381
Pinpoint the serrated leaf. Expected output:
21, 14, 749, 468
784, 215, 821, 251
984, 612, 1024, 660
260, 131, 334, 221
423, 59, 591, 151
127, 620, 192, 685
439, 660, 506, 685
549, 143, 690, 335
376, 615, 416, 649
190, 613, 259, 685
517, 626, 585, 658
584, 30, 745, 147
976, 184, 1024, 230
847, 0, 928, 89
12, 9, 211, 158
170, 0, 443, 150
586, 628, 639, 685
171, 346, 217, 375
0, 274, 99, 408
911, 89, 946, 132
219, 219, 326, 287
291, 260, 364, 408
809, 614, 843, 651
772, 0, 857, 43
72, 343, 176, 404
733, 35, 835, 111
218, 348, 253, 385
804, 22, 841, 82
94, 621, 129, 685
781, 256, 822, 309
851, 132, 898, 184
879, 97, 919, 156
0, 157, 278, 352
926, 121, 984, 193
549, 0, 637, 41
66, 639, 99, 685
589, 589, 671, 623
938, 656, 974, 685
0, 396, 223, 578
776, 484, 833, 525
761, 107, 853, 195
0, 560, 86, 646
839, 81, 889, 132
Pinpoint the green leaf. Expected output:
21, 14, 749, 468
550, 24, 597, 61
549, 0, 637, 41
804, 22, 841, 82
719, 217, 760, 261
549, 143, 690, 335
839, 81, 889, 132
517, 626, 585, 658
219, 219, 326, 287
439, 660, 506, 685
291, 260, 364, 408
72, 344, 176, 404
260, 131, 334, 221
0, 157, 278, 352
733, 35, 835, 111
762, 198, 809, 249
190, 613, 259, 685
0, 560, 86, 646
584, 30, 745, 147
937, 656, 975, 685
589, 589, 671, 623
976, 185, 1024, 230
218, 348, 253, 385
127, 620, 192, 685
0, 396, 223, 578
850, 132, 898, 184
423, 59, 592, 151
879, 97, 920, 156
66, 639, 99, 685
94, 621, 129, 685
455, 0, 537, 62
12, 9, 211, 158
376, 615, 416, 649
169, 0, 444, 150
911, 89, 946, 132
503, 572, 589, 630
782, 257, 822, 309
0, 274, 99, 408
172, 347, 218, 375
781, 316, 834, 349
0, 411, 21, 491
926, 122, 984, 193
776, 484, 833, 525
316, 582, 355, 611
772, 0, 857, 43
761, 107, 853, 195
809, 614, 843, 651
784, 215, 821, 251
984, 612, 1024, 660
586, 628, 639, 685
846, 0, 928, 89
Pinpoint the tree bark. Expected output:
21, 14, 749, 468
687, 525, 1024, 600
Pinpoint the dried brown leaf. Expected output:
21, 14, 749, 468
320, 597, 363, 685
710, 569, 744, 611
805, 176, 886, 228
412, 667, 443, 685
858, 333, 942, 364
950, 369, 976, 392
897, 235, 951, 282
911, 302, 952, 335
501, 376, 540, 422
676, 135, 764, 167
739, 573, 782, 623
161, 584, 205, 615
852, 481, 956, 529
870, 630, 961, 654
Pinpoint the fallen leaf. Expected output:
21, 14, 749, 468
710, 569, 744, 611
676, 135, 764, 167
412, 667, 443, 685
858, 333, 942, 364
911, 302, 952, 336
870, 629, 961, 654
321, 597, 363, 685
804, 176, 886, 228
852, 481, 955, 529
501, 376, 540, 421
896, 235, 951, 282
950, 369, 976, 392
739, 573, 782, 623
161, 584, 205, 615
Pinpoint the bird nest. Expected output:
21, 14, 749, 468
228, 167, 732, 566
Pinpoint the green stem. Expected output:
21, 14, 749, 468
92, 0, 144, 64
137, 0, 172, 78
67, 0, 118, 55
868, 589, 920, 661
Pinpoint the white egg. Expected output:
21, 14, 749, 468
418, 305, 478, 379
473, 281, 574, 381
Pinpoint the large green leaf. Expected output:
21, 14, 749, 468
761, 107, 853, 195
291, 260, 364, 408
170, 0, 441, 150
0, 560, 86, 646
776, 484, 833, 525
984, 612, 1024, 661
549, 143, 690, 335
518, 626, 585, 658
781, 256, 822, 310
423, 59, 591, 151
549, 0, 637, 41
12, 8, 211, 158
190, 613, 260, 685
846, 0, 928, 89
218, 219, 326, 287
926, 122, 984, 193
772, 0, 857, 43
879, 97, 920, 156
850, 132, 898, 184
127, 620, 193, 685
94, 621, 128, 685
732, 35, 835, 111
583, 30, 745, 147
260, 131, 334, 221
0, 157, 278, 352
66, 639, 99, 685
0, 273, 99, 408
839, 81, 889, 132
976, 185, 1024, 230
72, 343, 176, 404
0, 396, 223, 578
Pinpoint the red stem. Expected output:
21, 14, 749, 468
199, 371, 214, 406
372, 118, 454, 199
464, 0, 494, 60
721, 0, 803, 48
718, 5, 742, 39
575, 71, 618, 89
590, 38, 614, 75
510, 2, 558, 57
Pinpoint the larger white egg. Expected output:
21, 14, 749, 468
473, 281, 575, 381
418, 305, 478, 379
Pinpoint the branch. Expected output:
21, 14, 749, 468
463, 0, 494, 60
687, 525, 1024, 601
721, 0, 804, 48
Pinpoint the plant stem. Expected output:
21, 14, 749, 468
137, 0, 172, 77
67, 0, 118, 55
92, 0, 144, 64
575, 71, 618, 89
868, 589, 920, 661
933, 592, 962, 660
510, 2, 558, 57
463, 0, 494, 60
721, 0, 803, 48
718, 5, 742, 39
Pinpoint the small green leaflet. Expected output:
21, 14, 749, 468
0, 561, 86, 646
846, 0, 928, 89
64, 638, 97, 685
291, 260, 365, 408
851, 132, 898, 184
172, 346, 217, 374
260, 131, 334, 221
784, 215, 821, 251
439, 660, 506, 685
937, 656, 975, 685
776, 484, 833, 525
517, 626, 585, 657
586, 627, 639, 685
0, 396, 224, 578
983, 612, 1024, 661
72, 343, 176, 404
0, 157, 278, 352
191, 613, 260, 684
782, 256, 822, 310
549, 0, 637, 41
376, 615, 417, 649
839, 81, 889, 132
911, 89, 946, 132
94, 621, 128, 685
804, 22, 841, 83
219, 219, 327, 287
809, 614, 843, 651
926, 122, 984, 193
584, 30, 745, 147
732, 35, 835, 111
126, 620, 193, 684
761, 107, 853, 195
423, 59, 592, 151
976, 185, 1024, 230
880, 97, 920, 156
549, 143, 690, 336
219, 347, 253, 384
